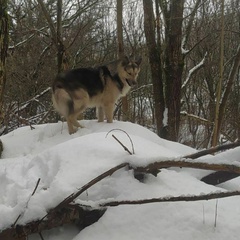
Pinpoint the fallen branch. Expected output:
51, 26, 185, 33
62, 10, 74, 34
41, 162, 129, 221
184, 141, 240, 185
0, 163, 128, 239
0, 204, 106, 240
100, 190, 240, 207
184, 141, 240, 159
133, 159, 240, 176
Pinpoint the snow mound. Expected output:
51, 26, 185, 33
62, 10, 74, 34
0, 120, 240, 240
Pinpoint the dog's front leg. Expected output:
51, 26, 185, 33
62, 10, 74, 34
97, 106, 104, 122
104, 104, 114, 123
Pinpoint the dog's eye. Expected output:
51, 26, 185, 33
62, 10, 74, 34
127, 72, 132, 76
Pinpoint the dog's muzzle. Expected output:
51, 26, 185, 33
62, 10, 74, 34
126, 79, 137, 87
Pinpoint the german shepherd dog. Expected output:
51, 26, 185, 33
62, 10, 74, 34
52, 56, 142, 134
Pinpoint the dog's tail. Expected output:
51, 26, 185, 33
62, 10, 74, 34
52, 76, 74, 118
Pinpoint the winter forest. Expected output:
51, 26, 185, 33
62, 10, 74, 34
0, 0, 239, 148
1, 1, 240, 240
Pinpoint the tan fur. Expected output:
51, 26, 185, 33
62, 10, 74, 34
52, 56, 141, 134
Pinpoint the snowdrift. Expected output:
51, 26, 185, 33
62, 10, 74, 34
1, 120, 240, 240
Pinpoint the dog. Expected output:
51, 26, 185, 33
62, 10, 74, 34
52, 56, 142, 134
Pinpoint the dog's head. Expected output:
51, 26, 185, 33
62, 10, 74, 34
120, 56, 142, 87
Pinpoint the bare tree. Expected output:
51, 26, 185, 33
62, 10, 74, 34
0, 0, 9, 127
117, 0, 129, 121
143, 0, 165, 137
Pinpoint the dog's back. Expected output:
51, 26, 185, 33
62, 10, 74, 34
52, 56, 141, 134
53, 67, 106, 97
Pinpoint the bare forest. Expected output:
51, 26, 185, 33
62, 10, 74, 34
0, 0, 240, 148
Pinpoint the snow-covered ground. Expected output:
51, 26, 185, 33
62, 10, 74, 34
1, 120, 240, 240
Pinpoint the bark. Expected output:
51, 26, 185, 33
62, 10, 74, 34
0, 0, 9, 123
51, 162, 128, 210
216, 44, 240, 142
143, 0, 165, 137
162, 0, 184, 141
134, 159, 240, 176
133, 141, 240, 183
0, 204, 106, 240
37, 0, 68, 72
184, 141, 240, 159
212, 0, 225, 147
117, 0, 128, 121
117, 0, 124, 57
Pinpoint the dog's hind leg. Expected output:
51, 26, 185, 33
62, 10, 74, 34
67, 108, 86, 134
70, 113, 84, 128
66, 115, 83, 134
66, 116, 76, 134
67, 98, 87, 134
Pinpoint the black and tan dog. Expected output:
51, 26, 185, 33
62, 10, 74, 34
52, 56, 142, 134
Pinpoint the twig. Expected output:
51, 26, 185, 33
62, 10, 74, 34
32, 178, 41, 196
38, 107, 53, 124
13, 178, 41, 227
12, 112, 35, 130
106, 129, 135, 154
214, 199, 218, 228
39, 232, 45, 240
112, 134, 132, 155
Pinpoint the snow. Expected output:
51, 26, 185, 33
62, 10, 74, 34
1, 120, 240, 240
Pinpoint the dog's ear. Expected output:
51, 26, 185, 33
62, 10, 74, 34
135, 57, 142, 66
122, 55, 130, 66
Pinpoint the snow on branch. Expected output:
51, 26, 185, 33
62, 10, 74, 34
100, 190, 240, 207
181, 111, 213, 126
181, 35, 190, 55
182, 52, 207, 89
13, 87, 51, 113
133, 141, 240, 176
9, 34, 35, 50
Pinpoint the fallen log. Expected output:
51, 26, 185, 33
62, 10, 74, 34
0, 204, 106, 240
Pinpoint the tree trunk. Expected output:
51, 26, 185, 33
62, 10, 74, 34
163, 0, 184, 141
117, 0, 128, 121
143, 0, 165, 137
37, 0, 68, 72
0, 0, 9, 123
212, 0, 224, 147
